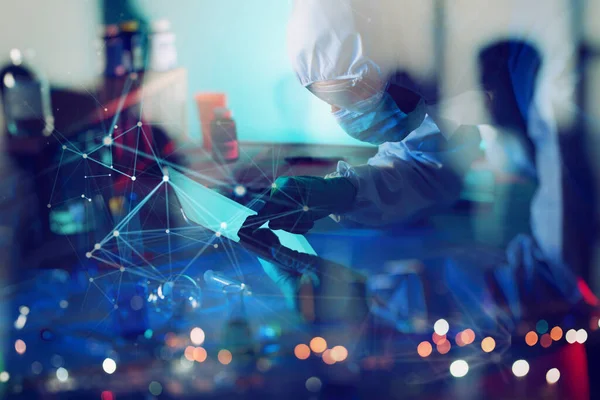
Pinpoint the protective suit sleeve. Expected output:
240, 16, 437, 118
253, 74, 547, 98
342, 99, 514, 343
327, 116, 482, 226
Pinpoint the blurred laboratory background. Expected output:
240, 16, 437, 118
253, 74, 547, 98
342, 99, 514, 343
1, 0, 600, 399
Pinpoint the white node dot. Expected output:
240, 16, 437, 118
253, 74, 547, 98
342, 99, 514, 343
82, 153, 88, 159
137, 121, 142, 127
59, 300, 68, 309
89, 278, 94, 282
94, 243, 101, 250
62, 145, 67, 150
84, 176, 87, 179
449, 360, 469, 378
19, 306, 30, 316
214, 244, 219, 249
81, 194, 85, 198
163, 175, 169, 182
113, 231, 120, 237
120, 267, 125, 272
165, 229, 170, 234
85, 252, 92, 258
220, 222, 228, 229
546, 368, 560, 384
47, 204, 52, 208
114, 125, 118, 129
114, 305, 118, 310
215, 232, 221, 238
131, 176, 136, 181
88, 198, 92, 202
234, 185, 247, 197
0, 371, 10, 382
104, 108, 108, 112
433, 319, 450, 336
271, 182, 277, 189
512, 360, 530, 378
302, 205, 309, 212
103, 136, 113, 146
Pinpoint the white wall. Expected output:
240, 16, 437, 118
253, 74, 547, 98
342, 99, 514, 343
0, 0, 101, 88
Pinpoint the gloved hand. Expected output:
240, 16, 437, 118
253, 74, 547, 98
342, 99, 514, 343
241, 176, 357, 234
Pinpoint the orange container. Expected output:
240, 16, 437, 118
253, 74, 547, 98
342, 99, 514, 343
194, 92, 227, 150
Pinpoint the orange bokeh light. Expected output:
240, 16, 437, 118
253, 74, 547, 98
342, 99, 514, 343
437, 340, 451, 355
322, 349, 336, 365
461, 329, 475, 345
294, 344, 311, 360
525, 331, 538, 346
417, 341, 433, 358
309, 337, 327, 354
540, 334, 552, 348
184, 346, 195, 361
331, 346, 348, 362
432, 333, 446, 345
193, 347, 208, 363
550, 327, 563, 341
15, 339, 26, 355
218, 349, 232, 365
481, 337, 496, 353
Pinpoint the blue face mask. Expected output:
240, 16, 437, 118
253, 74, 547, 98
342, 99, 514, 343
333, 92, 426, 145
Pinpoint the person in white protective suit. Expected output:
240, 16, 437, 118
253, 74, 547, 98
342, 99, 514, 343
240, 1, 592, 326
243, 0, 481, 233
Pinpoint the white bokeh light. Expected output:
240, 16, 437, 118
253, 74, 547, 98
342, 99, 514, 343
512, 360, 530, 378
449, 360, 469, 378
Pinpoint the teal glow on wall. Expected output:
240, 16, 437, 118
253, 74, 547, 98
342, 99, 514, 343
132, 0, 369, 146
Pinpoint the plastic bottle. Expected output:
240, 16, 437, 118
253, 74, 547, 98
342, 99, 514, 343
119, 20, 145, 73
149, 20, 177, 72
210, 107, 239, 164
0, 49, 53, 137
103, 24, 126, 77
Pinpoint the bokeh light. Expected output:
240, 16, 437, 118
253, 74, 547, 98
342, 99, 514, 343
331, 346, 348, 362
455, 332, 466, 347
525, 331, 538, 346
184, 346, 195, 361
149, 381, 163, 396
305, 377, 322, 392
15, 339, 26, 355
56, 367, 69, 382
512, 360, 530, 378
449, 360, 469, 378
437, 340, 451, 355
218, 349, 232, 365
576, 329, 588, 344
434, 319, 450, 335
536, 320, 549, 334
101, 391, 115, 400
546, 368, 560, 384
566, 329, 577, 344
102, 358, 117, 374
294, 344, 310, 360
310, 337, 327, 354
19, 305, 30, 316
481, 337, 496, 353
550, 327, 563, 341
540, 334, 552, 348
190, 327, 205, 345
432, 332, 446, 345
322, 349, 336, 365
0, 372, 9, 383
193, 347, 207, 363
417, 341, 433, 358
461, 329, 475, 345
